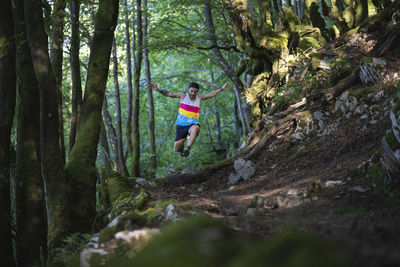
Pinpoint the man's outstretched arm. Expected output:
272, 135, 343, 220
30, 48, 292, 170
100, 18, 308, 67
151, 84, 185, 99
200, 82, 229, 100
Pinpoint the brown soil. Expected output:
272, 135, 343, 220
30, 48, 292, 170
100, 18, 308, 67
152, 115, 400, 267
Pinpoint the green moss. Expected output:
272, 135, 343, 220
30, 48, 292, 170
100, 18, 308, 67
117, 211, 147, 229
99, 211, 147, 243
133, 189, 150, 210
103, 169, 130, 205
140, 207, 163, 221
99, 225, 118, 243
349, 85, 376, 98
109, 189, 150, 220
298, 36, 321, 52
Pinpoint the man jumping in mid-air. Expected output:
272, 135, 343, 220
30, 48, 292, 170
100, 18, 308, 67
151, 81, 229, 157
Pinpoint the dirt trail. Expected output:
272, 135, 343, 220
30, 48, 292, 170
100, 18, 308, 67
154, 115, 400, 267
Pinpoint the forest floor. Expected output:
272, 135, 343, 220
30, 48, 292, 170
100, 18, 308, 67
152, 114, 400, 267
145, 30, 400, 267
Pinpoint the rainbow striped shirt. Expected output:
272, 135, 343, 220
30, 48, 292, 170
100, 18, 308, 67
176, 93, 200, 126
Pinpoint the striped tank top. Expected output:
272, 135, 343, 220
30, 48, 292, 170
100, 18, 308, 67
176, 93, 200, 126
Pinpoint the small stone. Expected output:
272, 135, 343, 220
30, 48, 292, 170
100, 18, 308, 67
369, 120, 378, 125
360, 114, 368, 120
313, 111, 324, 121
228, 173, 242, 185
349, 186, 368, 193
325, 180, 344, 187
246, 208, 257, 216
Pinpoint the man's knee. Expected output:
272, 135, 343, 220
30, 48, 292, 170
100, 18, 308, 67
190, 125, 200, 134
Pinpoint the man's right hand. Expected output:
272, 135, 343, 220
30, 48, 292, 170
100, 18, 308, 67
150, 84, 159, 91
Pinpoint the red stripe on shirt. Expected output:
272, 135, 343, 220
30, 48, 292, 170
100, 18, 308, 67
179, 103, 200, 113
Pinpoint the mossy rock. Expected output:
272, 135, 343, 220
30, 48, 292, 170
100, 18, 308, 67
99, 211, 147, 243
109, 216, 246, 266
108, 217, 354, 267
349, 85, 377, 98
298, 36, 322, 52
102, 169, 131, 205
109, 189, 150, 220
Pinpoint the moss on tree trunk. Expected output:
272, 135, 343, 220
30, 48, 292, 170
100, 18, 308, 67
66, 0, 120, 234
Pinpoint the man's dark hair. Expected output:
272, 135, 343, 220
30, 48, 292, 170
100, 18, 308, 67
188, 82, 200, 89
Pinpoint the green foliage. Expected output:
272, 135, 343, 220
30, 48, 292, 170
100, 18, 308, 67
51, 233, 92, 267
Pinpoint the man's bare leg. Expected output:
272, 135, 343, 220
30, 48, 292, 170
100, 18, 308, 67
181, 125, 199, 157
174, 138, 185, 153
187, 125, 200, 147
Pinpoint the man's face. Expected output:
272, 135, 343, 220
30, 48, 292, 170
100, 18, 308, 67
188, 87, 199, 98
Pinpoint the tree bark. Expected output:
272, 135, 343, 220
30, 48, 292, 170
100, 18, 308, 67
23, 0, 71, 255
112, 40, 129, 177
66, 0, 120, 234
102, 96, 118, 169
100, 120, 112, 169
69, 0, 83, 152
132, 0, 143, 177
124, 0, 134, 160
143, 0, 157, 177
204, 1, 250, 135
12, 1, 46, 265
0, 0, 16, 265
50, 0, 66, 163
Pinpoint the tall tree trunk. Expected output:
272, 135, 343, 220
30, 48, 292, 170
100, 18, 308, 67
209, 67, 222, 147
0, 1, 16, 265
100, 120, 112, 169
69, 0, 83, 152
66, 0, 120, 234
124, 0, 134, 160
103, 96, 118, 170
22, 0, 70, 256
132, 0, 143, 177
112, 40, 129, 177
143, 0, 157, 176
12, 1, 46, 265
50, 0, 66, 163
204, 1, 250, 135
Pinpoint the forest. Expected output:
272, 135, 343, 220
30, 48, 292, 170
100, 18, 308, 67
1, 0, 400, 266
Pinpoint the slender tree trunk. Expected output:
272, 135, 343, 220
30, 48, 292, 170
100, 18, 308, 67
112, 40, 129, 177
209, 68, 222, 146
124, 0, 134, 160
204, 1, 250, 135
66, 0, 120, 234
100, 120, 112, 169
0, 1, 16, 265
103, 96, 118, 170
23, 0, 70, 255
69, 0, 83, 152
132, 0, 143, 177
143, 0, 157, 176
50, 0, 66, 163
12, 1, 46, 265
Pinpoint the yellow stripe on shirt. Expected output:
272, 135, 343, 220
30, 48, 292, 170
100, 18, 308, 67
178, 108, 199, 119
